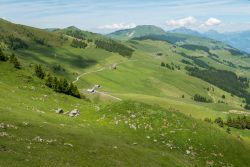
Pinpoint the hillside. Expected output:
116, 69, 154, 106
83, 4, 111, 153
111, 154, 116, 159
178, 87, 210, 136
1, 19, 250, 166
108, 25, 166, 40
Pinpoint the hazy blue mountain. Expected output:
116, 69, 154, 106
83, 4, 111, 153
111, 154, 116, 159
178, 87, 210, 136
168, 28, 250, 54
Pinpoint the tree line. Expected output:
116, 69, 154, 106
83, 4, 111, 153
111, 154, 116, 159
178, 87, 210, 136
161, 62, 180, 70
34, 64, 81, 98
193, 94, 212, 103
95, 39, 134, 57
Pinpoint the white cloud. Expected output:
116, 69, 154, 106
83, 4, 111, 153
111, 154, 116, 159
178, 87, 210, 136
99, 23, 136, 30
166, 16, 197, 27
166, 16, 222, 31
204, 17, 221, 26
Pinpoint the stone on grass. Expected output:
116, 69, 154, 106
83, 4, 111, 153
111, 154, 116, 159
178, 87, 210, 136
69, 109, 80, 117
64, 143, 73, 147
56, 108, 64, 114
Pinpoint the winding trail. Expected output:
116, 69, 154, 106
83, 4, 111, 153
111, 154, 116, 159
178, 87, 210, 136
73, 68, 105, 83
73, 59, 138, 101
73, 59, 137, 84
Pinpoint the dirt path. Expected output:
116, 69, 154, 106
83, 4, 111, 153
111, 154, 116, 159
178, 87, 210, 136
95, 91, 122, 101
73, 59, 137, 84
73, 59, 138, 101
73, 68, 105, 83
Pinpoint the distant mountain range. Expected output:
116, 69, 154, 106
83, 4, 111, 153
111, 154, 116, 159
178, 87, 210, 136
168, 27, 250, 54
108, 25, 250, 54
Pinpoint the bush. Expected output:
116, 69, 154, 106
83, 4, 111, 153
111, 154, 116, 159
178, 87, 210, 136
9, 54, 21, 69
214, 117, 224, 127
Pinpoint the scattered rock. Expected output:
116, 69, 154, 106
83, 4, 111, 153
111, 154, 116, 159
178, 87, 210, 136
0, 132, 8, 137
69, 109, 80, 117
0, 145, 9, 152
186, 150, 191, 155
33, 136, 43, 143
56, 108, 64, 114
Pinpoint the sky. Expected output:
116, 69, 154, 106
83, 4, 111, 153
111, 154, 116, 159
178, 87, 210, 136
0, 0, 250, 33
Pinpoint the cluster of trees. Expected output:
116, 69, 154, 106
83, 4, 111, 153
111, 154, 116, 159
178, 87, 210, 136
95, 39, 134, 57
65, 29, 87, 40
226, 116, 250, 130
181, 59, 193, 66
71, 39, 88, 48
52, 64, 66, 73
7, 35, 28, 50
33, 37, 46, 45
161, 62, 180, 70
212, 116, 250, 130
180, 44, 210, 53
0, 49, 21, 69
180, 53, 211, 69
193, 94, 212, 103
34, 64, 80, 98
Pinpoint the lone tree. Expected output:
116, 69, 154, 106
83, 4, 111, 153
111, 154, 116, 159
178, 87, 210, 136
34, 64, 45, 79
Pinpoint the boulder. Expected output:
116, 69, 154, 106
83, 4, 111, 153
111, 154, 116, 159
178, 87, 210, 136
69, 109, 80, 117
56, 108, 64, 114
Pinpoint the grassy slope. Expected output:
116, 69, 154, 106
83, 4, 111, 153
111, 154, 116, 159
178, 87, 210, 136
0, 63, 250, 167
1, 19, 250, 166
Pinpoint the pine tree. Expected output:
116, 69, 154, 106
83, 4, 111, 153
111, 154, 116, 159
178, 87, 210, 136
68, 82, 80, 98
58, 78, 69, 93
34, 64, 45, 79
52, 76, 59, 92
45, 73, 53, 88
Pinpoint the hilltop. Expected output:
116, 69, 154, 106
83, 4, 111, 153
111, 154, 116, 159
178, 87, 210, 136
108, 25, 166, 40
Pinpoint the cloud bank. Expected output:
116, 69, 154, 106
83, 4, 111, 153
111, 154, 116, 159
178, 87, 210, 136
166, 16, 222, 29
166, 16, 197, 27
99, 23, 136, 30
